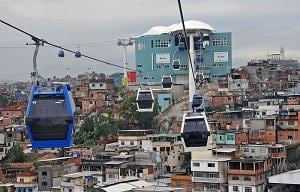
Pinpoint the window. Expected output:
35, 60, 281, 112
0, 148, 3, 152
244, 176, 251, 181
28, 189, 32, 192
212, 37, 229, 46
233, 186, 238, 192
232, 176, 239, 180
288, 136, 293, 140
153, 147, 157, 151
42, 182, 48, 186
18, 190, 21, 192
208, 163, 215, 167
121, 141, 125, 145
130, 141, 134, 145
178, 156, 181, 160
91, 84, 95, 87
42, 171, 47, 176
251, 149, 255, 153
193, 162, 200, 167
175, 182, 181, 187
227, 134, 234, 140
288, 121, 295, 125
262, 112, 266, 116
245, 187, 252, 192
138, 42, 146, 50
20, 178, 24, 183
155, 39, 171, 48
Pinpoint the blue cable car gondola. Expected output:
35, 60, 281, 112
192, 95, 204, 111
75, 51, 81, 58
178, 42, 186, 51
25, 84, 75, 149
58, 50, 65, 57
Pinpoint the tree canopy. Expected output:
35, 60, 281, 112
2, 144, 26, 163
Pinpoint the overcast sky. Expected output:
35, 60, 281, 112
0, 0, 299, 81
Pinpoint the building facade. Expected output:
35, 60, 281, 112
134, 20, 232, 85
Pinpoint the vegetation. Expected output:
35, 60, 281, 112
2, 144, 26, 163
0, 187, 8, 192
75, 109, 121, 146
119, 95, 160, 129
0, 95, 8, 107
206, 103, 226, 112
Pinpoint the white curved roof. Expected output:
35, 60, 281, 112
138, 20, 214, 37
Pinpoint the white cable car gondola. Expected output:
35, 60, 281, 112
136, 88, 154, 112
162, 75, 173, 89
181, 111, 211, 152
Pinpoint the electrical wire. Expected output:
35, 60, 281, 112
177, 0, 197, 82
0, 19, 136, 71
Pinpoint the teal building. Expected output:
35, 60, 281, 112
134, 20, 232, 85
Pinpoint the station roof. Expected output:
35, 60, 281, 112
137, 20, 214, 37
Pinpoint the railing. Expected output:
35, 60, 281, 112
271, 151, 287, 158
192, 177, 222, 183
228, 169, 263, 175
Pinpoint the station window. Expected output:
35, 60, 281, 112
193, 162, 200, 167
212, 37, 229, 46
245, 187, 252, 192
138, 42, 146, 50
155, 39, 171, 48
208, 163, 215, 167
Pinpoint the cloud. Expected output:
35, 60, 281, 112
0, 0, 299, 80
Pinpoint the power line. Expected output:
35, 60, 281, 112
0, 19, 136, 71
177, 0, 196, 82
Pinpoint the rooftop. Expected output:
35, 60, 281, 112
269, 169, 300, 185
137, 20, 214, 37
62, 171, 102, 179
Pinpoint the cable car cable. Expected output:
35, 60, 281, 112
177, 0, 196, 83
0, 19, 136, 71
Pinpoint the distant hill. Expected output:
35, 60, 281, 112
0, 79, 16, 84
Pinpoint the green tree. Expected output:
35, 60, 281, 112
3, 145, 26, 163
137, 100, 160, 129
119, 95, 160, 129
119, 96, 138, 124
0, 95, 8, 107
0, 186, 8, 192
75, 117, 95, 145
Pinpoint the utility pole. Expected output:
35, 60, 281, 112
117, 38, 133, 86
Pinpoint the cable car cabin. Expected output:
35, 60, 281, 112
192, 95, 204, 112
25, 85, 75, 149
136, 88, 154, 112
181, 111, 211, 152
162, 75, 173, 89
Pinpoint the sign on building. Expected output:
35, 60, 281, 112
156, 53, 170, 64
214, 52, 228, 62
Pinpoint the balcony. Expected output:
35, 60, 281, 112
271, 151, 287, 158
14, 182, 38, 188
228, 168, 263, 175
193, 189, 220, 192
192, 177, 225, 183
